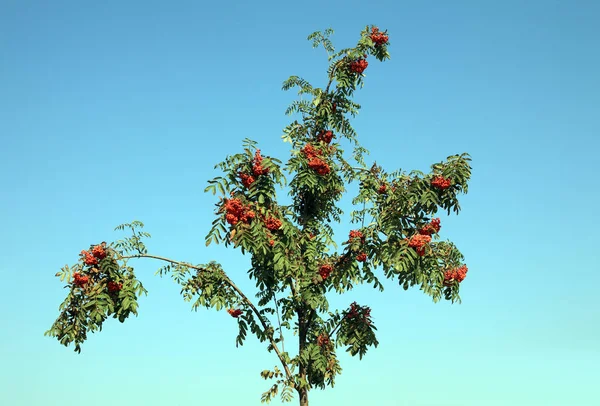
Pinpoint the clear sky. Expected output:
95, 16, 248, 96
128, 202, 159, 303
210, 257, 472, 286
1, 1, 599, 405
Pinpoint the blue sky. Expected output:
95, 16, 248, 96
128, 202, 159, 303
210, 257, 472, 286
1, 1, 599, 405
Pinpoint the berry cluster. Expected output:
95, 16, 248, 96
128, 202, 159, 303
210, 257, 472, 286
444, 265, 468, 286
80, 243, 107, 266
369, 27, 389, 46
431, 175, 452, 190
419, 218, 441, 235
224, 198, 255, 226
238, 150, 269, 189
356, 252, 367, 262
407, 234, 432, 256
264, 216, 282, 231
91, 245, 107, 260
239, 172, 255, 188
349, 230, 364, 241
73, 243, 123, 293
377, 184, 387, 194
349, 59, 368, 74
317, 333, 330, 347
80, 250, 98, 266
73, 272, 89, 288
319, 264, 333, 280
302, 144, 331, 175
317, 130, 334, 144
252, 150, 269, 176
227, 308, 243, 318
346, 302, 372, 326
107, 280, 123, 293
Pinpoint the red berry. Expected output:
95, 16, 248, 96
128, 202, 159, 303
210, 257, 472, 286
349, 230, 364, 241
317, 333, 330, 347
80, 250, 98, 266
239, 172, 255, 188
252, 150, 269, 176
349, 59, 368, 74
431, 175, 451, 190
317, 130, 334, 144
418, 218, 441, 235
319, 264, 333, 280
227, 308, 243, 318
91, 245, 107, 259
73, 272, 89, 287
308, 158, 330, 175
264, 217, 282, 231
107, 280, 123, 293
444, 265, 468, 286
407, 234, 432, 256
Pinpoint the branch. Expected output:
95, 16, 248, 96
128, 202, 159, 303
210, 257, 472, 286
120, 253, 293, 379
328, 318, 343, 339
273, 292, 285, 353
325, 59, 344, 95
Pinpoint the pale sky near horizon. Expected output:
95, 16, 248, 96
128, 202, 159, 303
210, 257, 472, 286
1, 1, 599, 405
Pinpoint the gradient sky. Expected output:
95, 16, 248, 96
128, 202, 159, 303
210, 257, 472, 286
1, 1, 599, 405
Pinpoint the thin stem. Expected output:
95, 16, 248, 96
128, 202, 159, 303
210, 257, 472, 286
328, 319, 343, 339
324, 59, 344, 95
273, 292, 285, 353
119, 253, 293, 380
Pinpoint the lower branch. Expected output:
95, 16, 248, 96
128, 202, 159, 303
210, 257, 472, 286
120, 253, 293, 379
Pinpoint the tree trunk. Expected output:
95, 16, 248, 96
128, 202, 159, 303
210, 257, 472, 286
299, 387, 309, 406
298, 306, 309, 406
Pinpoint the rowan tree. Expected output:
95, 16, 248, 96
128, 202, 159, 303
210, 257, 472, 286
45, 25, 472, 406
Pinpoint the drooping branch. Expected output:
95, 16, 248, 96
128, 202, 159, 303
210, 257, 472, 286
120, 253, 293, 380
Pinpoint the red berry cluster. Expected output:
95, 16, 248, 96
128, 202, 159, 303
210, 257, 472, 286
224, 198, 255, 226
407, 234, 432, 256
302, 144, 331, 176
356, 252, 367, 262
419, 218, 441, 235
107, 280, 123, 293
80, 250, 98, 266
269, 239, 275, 247
74, 243, 122, 294
238, 150, 269, 189
431, 175, 452, 190
444, 265, 468, 286
377, 184, 387, 194
73, 272, 89, 288
346, 302, 372, 325
239, 172, 255, 188
252, 150, 269, 176
349, 230, 364, 240
91, 245, 107, 260
264, 216, 282, 231
317, 130, 334, 144
319, 264, 333, 280
317, 333, 330, 347
369, 27, 389, 46
349, 59, 368, 74
80, 243, 107, 266
227, 308, 243, 318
